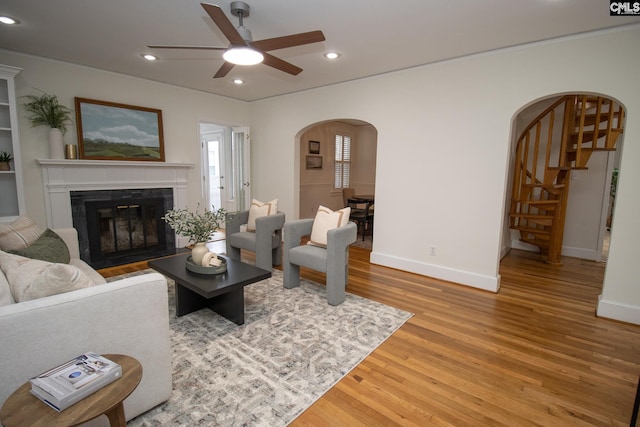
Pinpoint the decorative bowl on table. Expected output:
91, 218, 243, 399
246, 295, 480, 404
185, 255, 227, 275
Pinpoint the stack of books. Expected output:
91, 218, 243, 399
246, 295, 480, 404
30, 352, 122, 412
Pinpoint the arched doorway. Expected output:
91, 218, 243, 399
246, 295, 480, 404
502, 93, 626, 266
296, 118, 378, 245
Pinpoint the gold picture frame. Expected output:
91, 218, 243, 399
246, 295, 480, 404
75, 97, 165, 161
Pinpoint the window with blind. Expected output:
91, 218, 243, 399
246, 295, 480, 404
334, 134, 351, 188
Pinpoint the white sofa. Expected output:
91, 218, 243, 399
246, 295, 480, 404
0, 228, 172, 426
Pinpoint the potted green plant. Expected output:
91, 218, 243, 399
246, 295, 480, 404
0, 151, 13, 171
162, 204, 226, 265
22, 92, 73, 159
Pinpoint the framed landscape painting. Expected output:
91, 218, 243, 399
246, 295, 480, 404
75, 97, 165, 161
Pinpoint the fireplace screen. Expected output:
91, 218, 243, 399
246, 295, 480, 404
71, 188, 176, 269
97, 203, 159, 253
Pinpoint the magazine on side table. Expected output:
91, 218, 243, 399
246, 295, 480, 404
30, 352, 122, 412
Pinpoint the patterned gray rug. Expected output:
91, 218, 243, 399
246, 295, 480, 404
117, 269, 411, 426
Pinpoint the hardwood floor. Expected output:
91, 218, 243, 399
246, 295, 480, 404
99, 245, 640, 426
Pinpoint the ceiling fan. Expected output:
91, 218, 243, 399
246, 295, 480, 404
148, 2, 326, 78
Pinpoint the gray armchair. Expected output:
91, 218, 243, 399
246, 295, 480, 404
283, 219, 357, 305
226, 210, 286, 271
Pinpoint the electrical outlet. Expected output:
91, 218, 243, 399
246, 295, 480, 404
429, 245, 436, 256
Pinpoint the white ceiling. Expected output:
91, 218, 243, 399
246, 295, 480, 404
0, 0, 637, 102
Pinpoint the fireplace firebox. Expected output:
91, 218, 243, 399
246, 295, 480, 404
71, 188, 176, 269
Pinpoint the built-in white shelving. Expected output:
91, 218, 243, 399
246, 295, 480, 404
0, 65, 24, 222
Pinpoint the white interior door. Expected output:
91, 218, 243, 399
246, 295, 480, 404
200, 123, 251, 214
201, 130, 225, 211
232, 126, 251, 211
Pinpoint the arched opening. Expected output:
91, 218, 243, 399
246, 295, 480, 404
501, 92, 626, 287
295, 118, 378, 248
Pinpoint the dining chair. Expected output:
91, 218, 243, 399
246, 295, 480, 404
347, 198, 373, 241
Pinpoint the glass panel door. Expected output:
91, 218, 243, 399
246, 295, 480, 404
232, 126, 251, 211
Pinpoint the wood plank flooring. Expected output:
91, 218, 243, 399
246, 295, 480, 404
99, 245, 640, 426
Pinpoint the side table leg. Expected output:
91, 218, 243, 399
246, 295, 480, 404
105, 401, 126, 426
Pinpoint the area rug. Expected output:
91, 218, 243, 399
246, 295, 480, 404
115, 269, 412, 426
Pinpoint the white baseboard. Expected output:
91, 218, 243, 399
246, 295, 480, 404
597, 296, 640, 325
510, 239, 601, 261
370, 251, 500, 292
561, 245, 601, 261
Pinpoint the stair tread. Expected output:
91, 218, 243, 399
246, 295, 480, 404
511, 225, 551, 235
509, 213, 554, 219
513, 199, 559, 205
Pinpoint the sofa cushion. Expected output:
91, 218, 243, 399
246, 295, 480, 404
0, 216, 44, 251
247, 198, 278, 232
0, 251, 96, 302
309, 205, 351, 247
8, 228, 71, 264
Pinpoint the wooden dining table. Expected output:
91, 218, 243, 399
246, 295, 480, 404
351, 194, 374, 204
347, 195, 374, 241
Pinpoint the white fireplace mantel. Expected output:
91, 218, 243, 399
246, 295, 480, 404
38, 159, 195, 229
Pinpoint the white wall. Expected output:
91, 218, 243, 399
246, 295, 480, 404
249, 26, 640, 324
0, 50, 250, 228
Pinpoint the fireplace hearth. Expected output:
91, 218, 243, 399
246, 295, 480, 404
71, 188, 177, 269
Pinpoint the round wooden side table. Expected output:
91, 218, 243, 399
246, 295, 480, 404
0, 354, 142, 427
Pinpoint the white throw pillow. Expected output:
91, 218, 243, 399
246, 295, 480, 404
308, 205, 351, 247
0, 216, 44, 251
0, 251, 96, 302
0, 272, 14, 306
247, 198, 278, 232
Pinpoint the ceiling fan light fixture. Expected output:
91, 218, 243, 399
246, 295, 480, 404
0, 16, 19, 25
223, 47, 264, 65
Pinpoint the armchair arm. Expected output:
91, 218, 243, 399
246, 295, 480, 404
254, 212, 286, 270
327, 222, 357, 254
225, 210, 250, 235
255, 211, 286, 236
284, 219, 314, 253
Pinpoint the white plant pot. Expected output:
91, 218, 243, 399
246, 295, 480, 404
48, 128, 65, 159
191, 242, 209, 265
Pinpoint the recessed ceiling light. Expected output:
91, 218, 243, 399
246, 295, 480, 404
324, 52, 340, 60
0, 16, 19, 25
233, 79, 244, 85
141, 54, 158, 61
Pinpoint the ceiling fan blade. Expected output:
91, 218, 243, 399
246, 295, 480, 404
261, 53, 303, 76
213, 61, 235, 78
201, 3, 246, 46
147, 45, 226, 50
251, 30, 325, 52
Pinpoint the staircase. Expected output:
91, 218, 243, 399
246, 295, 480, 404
509, 94, 624, 264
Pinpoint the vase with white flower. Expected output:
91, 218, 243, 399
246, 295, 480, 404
162, 204, 226, 265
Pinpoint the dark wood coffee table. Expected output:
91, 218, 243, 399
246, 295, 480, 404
148, 253, 271, 325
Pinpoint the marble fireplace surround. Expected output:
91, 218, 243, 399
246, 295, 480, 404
37, 159, 194, 248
